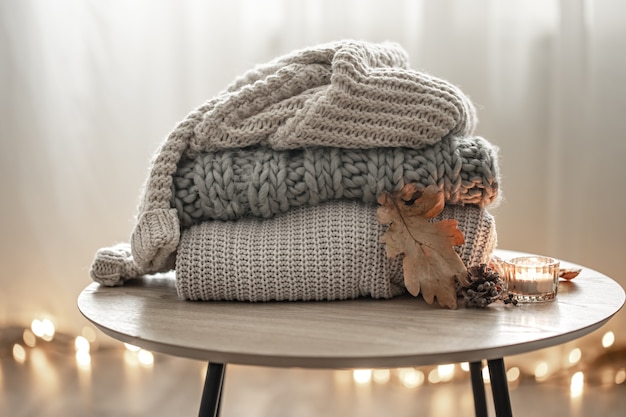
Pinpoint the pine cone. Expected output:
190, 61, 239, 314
457, 263, 509, 308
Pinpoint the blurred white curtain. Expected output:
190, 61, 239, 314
1, 0, 625, 338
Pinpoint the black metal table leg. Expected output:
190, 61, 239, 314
198, 362, 225, 417
470, 361, 488, 417
488, 358, 513, 417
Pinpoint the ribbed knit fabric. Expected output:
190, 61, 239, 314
190, 40, 477, 153
172, 135, 499, 225
175, 200, 496, 302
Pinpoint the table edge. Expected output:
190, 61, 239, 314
78, 301, 620, 369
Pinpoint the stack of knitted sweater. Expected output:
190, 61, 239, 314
90, 40, 500, 302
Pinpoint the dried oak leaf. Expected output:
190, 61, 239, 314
377, 184, 468, 309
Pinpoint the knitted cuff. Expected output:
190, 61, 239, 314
89, 243, 146, 286
130, 208, 180, 272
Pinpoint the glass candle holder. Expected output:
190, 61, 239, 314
504, 256, 560, 303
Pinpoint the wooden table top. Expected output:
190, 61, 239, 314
78, 250, 624, 369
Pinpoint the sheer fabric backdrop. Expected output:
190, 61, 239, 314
1, 0, 625, 343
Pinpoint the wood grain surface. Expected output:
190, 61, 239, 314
77, 250, 624, 368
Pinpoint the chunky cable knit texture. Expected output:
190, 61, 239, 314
172, 135, 499, 225
176, 200, 497, 302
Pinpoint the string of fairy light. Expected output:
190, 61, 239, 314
346, 331, 624, 398
4, 316, 625, 398
9, 318, 155, 370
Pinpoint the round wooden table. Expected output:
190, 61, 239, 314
78, 250, 624, 417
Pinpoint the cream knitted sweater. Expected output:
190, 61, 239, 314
176, 201, 496, 302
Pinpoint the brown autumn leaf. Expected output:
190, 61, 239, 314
559, 267, 582, 281
377, 184, 468, 309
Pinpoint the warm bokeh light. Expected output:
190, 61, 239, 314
506, 366, 520, 382
124, 343, 141, 352
570, 371, 584, 397
123, 350, 139, 367
41, 319, 55, 342
12, 343, 26, 364
534, 362, 549, 381
76, 350, 91, 368
568, 348, 582, 365
372, 369, 391, 384
398, 368, 424, 388
31, 319, 44, 338
437, 364, 455, 382
482, 366, 490, 383
137, 349, 154, 367
4, 320, 626, 414
602, 331, 615, 348
22, 329, 36, 348
75, 336, 90, 353
428, 369, 441, 384
81, 326, 97, 343
3, 320, 625, 402
352, 369, 372, 384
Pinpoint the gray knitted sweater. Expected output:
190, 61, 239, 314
172, 135, 498, 225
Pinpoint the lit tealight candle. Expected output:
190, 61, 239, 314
504, 256, 560, 303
